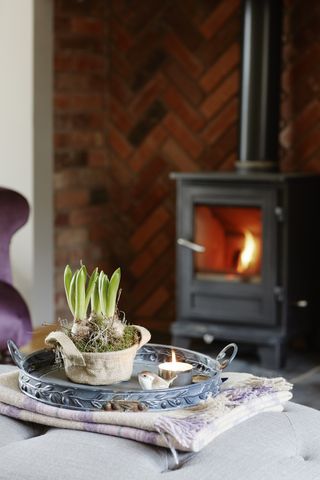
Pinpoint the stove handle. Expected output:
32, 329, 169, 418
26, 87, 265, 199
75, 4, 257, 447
291, 300, 308, 308
177, 238, 206, 253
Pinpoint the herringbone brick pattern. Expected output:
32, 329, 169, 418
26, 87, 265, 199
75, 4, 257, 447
106, 0, 241, 332
54, 0, 242, 332
54, 0, 320, 336
280, 0, 320, 172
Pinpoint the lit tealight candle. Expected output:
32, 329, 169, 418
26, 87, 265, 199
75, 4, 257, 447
158, 350, 193, 387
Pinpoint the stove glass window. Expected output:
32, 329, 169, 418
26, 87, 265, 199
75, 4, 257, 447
194, 205, 262, 283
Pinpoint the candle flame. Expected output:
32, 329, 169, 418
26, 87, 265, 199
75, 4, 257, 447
171, 350, 176, 363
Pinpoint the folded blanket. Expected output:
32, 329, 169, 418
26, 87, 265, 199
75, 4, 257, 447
0, 371, 292, 454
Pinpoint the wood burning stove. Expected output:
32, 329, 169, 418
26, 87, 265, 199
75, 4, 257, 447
171, 172, 320, 368
170, 0, 320, 368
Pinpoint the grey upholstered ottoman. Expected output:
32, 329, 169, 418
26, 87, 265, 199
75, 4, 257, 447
0, 365, 320, 480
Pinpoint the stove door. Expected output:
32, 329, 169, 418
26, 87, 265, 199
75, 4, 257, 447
177, 183, 280, 327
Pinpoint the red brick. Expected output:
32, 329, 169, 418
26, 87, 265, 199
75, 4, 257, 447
56, 227, 88, 247
110, 18, 133, 52
129, 251, 153, 278
110, 98, 133, 134
164, 86, 205, 132
164, 32, 204, 78
56, 244, 102, 268
54, 168, 108, 190
296, 127, 320, 161
207, 124, 238, 169
291, 101, 320, 141
110, 52, 132, 80
282, 67, 293, 95
130, 206, 170, 252
164, 5, 203, 52
54, 94, 105, 111
202, 97, 238, 145
108, 125, 134, 159
54, 16, 71, 34
71, 17, 105, 36
88, 150, 108, 167
136, 286, 169, 317
123, 23, 160, 67
55, 189, 89, 210
149, 231, 171, 257
56, 36, 105, 55
129, 125, 167, 172
129, 73, 167, 118
55, 112, 105, 131
108, 152, 134, 187
55, 212, 69, 227
162, 138, 199, 172
54, 131, 104, 149
200, 43, 240, 93
78, 112, 106, 130
88, 224, 111, 243
288, 46, 320, 93
200, 70, 239, 119
69, 205, 108, 227
55, 1, 105, 16
201, 0, 240, 39
305, 154, 320, 173
133, 156, 167, 198
163, 113, 204, 158
110, 74, 133, 104
164, 61, 204, 106
280, 94, 293, 125
143, 124, 167, 149
55, 53, 107, 73
131, 184, 169, 224
130, 254, 172, 310
55, 73, 91, 92
219, 152, 237, 172
55, 73, 106, 94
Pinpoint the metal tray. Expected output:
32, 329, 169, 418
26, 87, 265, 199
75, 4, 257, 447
8, 340, 237, 411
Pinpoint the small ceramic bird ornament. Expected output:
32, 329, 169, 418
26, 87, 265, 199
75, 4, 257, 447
138, 371, 177, 390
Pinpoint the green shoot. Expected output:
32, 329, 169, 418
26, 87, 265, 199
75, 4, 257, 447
106, 268, 121, 318
63, 263, 122, 322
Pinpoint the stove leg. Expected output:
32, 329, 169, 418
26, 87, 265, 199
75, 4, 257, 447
171, 335, 191, 349
258, 342, 286, 370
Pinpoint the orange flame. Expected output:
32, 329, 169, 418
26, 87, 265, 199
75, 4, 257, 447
237, 230, 256, 273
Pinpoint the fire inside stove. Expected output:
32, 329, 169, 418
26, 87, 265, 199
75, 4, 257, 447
194, 205, 262, 283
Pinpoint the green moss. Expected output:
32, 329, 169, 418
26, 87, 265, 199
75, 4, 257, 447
73, 325, 139, 353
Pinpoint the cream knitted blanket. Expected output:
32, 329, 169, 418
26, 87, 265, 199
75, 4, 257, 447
0, 371, 292, 453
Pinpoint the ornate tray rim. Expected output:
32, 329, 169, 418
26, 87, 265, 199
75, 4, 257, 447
8, 341, 237, 411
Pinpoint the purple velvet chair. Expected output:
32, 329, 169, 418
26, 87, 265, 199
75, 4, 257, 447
0, 187, 32, 354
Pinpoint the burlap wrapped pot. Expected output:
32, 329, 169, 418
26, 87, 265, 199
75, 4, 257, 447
45, 325, 151, 385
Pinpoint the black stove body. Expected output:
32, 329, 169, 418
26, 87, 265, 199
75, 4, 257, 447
171, 172, 320, 368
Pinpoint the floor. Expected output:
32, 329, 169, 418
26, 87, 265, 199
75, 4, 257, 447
3, 326, 320, 410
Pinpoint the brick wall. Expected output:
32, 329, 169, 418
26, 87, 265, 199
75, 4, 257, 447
54, 0, 320, 335
280, 0, 320, 171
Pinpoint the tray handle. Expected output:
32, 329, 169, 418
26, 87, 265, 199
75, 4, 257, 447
7, 339, 25, 369
215, 343, 238, 370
